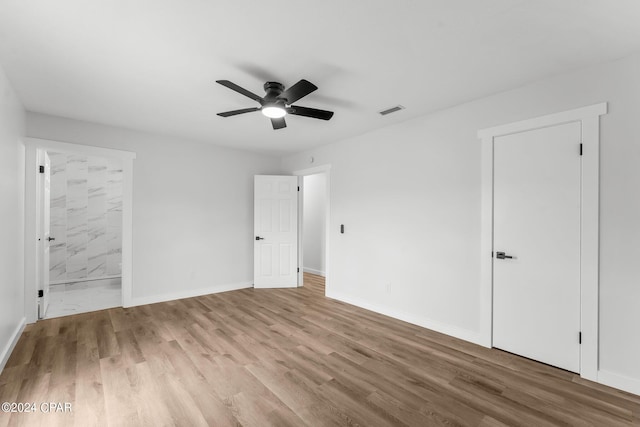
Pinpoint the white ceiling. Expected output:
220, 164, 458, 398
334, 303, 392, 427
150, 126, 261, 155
1, 1, 639, 155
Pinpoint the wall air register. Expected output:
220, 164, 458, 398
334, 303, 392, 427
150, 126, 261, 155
378, 105, 405, 116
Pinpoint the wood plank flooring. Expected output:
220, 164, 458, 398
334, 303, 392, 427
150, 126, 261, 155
1, 273, 639, 426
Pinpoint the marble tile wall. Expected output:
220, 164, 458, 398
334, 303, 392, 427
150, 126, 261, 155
49, 152, 123, 283
106, 161, 123, 276
49, 152, 68, 280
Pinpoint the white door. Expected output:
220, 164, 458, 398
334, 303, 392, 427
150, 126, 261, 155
493, 122, 581, 373
254, 175, 299, 288
39, 152, 51, 319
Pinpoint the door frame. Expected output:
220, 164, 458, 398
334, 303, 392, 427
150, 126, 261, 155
24, 138, 136, 323
478, 103, 607, 381
293, 164, 331, 290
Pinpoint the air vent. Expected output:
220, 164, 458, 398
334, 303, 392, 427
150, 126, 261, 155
378, 105, 405, 116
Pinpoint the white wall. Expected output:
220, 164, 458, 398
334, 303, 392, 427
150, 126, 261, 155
303, 173, 326, 276
0, 65, 25, 370
282, 51, 640, 393
26, 113, 282, 304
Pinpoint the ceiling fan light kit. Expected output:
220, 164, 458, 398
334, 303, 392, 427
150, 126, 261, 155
261, 94, 287, 119
216, 79, 334, 130
261, 106, 286, 118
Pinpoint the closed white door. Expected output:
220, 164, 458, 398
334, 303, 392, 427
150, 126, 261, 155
254, 175, 298, 288
40, 152, 51, 319
493, 122, 581, 373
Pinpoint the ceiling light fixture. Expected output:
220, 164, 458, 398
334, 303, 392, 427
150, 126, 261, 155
216, 79, 334, 130
262, 104, 287, 119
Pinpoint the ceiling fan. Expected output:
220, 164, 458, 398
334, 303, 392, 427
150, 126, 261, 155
216, 79, 334, 130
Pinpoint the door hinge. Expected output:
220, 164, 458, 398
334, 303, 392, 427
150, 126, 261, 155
297, 268, 300, 273
297, 186, 300, 191
579, 143, 583, 156
579, 332, 582, 344
39, 165, 44, 173
38, 290, 43, 298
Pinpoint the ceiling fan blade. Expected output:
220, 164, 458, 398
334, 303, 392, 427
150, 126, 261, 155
280, 79, 317, 104
287, 105, 334, 120
217, 107, 261, 117
271, 117, 287, 130
216, 80, 263, 102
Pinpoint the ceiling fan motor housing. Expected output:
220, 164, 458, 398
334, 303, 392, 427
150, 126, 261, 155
263, 81, 285, 102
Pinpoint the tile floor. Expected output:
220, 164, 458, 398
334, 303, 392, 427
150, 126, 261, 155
45, 277, 122, 319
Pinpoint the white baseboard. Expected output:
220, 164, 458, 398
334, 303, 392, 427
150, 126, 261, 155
303, 267, 325, 277
326, 290, 483, 346
128, 281, 253, 307
0, 317, 26, 374
598, 369, 640, 396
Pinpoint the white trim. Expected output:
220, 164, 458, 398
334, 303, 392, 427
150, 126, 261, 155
478, 103, 607, 383
0, 318, 26, 373
293, 164, 332, 176
303, 267, 325, 277
296, 175, 304, 287
24, 146, 38, 323
120, 155, 134, 308
292, 164, 331, 295
580, 115, 601, 380
478, 103, 607, 140
25, 138, 136, 160
129, 281, 253, 307
24, 138, 136, 322
597, 370, 640, 397
327, 290, 484, 346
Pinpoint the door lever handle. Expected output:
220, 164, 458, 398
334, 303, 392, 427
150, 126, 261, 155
47, 237, 56, 241
496, 251, 513, 259
255, 236, 265, 241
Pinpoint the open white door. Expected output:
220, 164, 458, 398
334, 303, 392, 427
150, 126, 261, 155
254, 175, 298, 288
39, 151, 51, 319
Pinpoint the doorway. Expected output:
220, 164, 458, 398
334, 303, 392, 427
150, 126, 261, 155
44, 150, 124, 318
294, 165, 330, 292
25, 138, 136, 323
478, 103, 607, 380
302, 173, 327, 278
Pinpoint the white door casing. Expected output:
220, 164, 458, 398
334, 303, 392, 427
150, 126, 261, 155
479, 103, 606, 382
254, 175, 299, 288
293, 164, 332, 292
493, 122, 581, 372
25, 138, 136, 323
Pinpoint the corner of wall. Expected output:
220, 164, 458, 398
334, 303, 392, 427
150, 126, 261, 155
0, 318, 26, 372
0, 61, 27, 374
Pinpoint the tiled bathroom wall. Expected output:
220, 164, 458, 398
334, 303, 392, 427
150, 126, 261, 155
49, 152, 123, 283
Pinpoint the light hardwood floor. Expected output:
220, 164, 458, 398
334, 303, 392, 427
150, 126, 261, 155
1, 273, 639, 426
